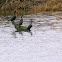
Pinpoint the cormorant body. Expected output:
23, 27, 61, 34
26, 24, 32, 31
9, 16, 16, 21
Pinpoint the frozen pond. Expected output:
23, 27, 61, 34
0, 12, 62, 62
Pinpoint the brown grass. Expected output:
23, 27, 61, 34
0, 0, 62, 14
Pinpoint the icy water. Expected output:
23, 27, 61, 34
0, 12, 62, 62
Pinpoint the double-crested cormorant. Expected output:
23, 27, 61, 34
26, 19, 32, 31
18, 15, 23, 28
8, 11, 16, 21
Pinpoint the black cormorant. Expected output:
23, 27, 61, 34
26, 19, 32, 31
8, 11, 16, 21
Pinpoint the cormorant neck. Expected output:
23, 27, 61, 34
14, 11, 16, 16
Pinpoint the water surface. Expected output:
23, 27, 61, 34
0, 12, 62, 62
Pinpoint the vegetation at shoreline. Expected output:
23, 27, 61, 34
0, 0, 62, 14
